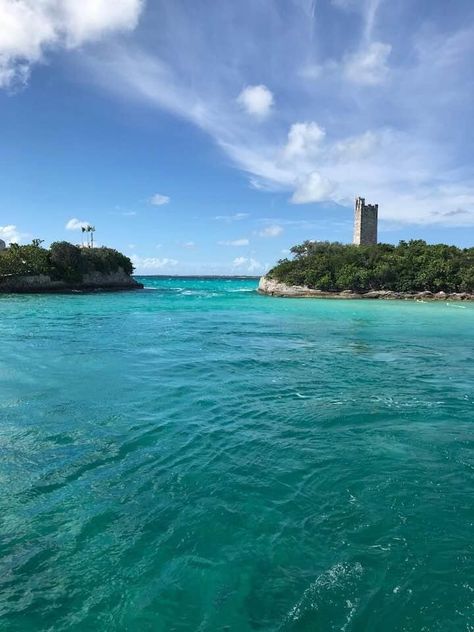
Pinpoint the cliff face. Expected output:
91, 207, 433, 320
258, 276, 474, 300
258, 276, 330, 297
0, 269, 143, 293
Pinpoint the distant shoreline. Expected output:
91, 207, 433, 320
136, 275, 260, 280
258, 277, 474, 301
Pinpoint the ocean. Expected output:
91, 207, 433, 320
0, 276, 473, 631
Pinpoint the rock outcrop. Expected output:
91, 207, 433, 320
0, 269, 143, 293
258, 276, 474, 301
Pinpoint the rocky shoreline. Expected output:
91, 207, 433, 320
258, 276, 474, 301
0, 270, 143, 294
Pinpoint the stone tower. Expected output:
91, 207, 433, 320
353, 197, 378, 245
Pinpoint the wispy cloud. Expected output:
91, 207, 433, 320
232, 256, 264, 273
214, 213, 250, 222
66, 218, 89, 230
343, 42, 391, 85
131, 255, 178, 271
150, 193, 170, 206
259, 225, 283, 237
218, 238, 249, 246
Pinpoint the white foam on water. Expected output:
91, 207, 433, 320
285, 562, 363, 624
295, 392, 310, 399
227, 288, 255, 293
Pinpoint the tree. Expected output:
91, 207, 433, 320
49, 241, 83, 282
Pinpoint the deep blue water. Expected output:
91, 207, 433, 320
0, 276, 473, 631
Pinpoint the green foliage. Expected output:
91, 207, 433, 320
0, 244, 50, 278
269, 240, 474, 293
49, 241, 83, 282
0, 241, 135, 283
81, 247, 134, 276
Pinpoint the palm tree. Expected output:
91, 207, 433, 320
81, 226, 86, 247
89, 226, 96, 248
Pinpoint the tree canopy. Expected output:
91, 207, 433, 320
0, 241, 134, 282
268, 240, 474, 293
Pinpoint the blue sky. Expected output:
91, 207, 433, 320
0, 0, 473, 274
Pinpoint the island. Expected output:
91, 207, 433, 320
259, 240, 474, 300
0, 241, 143, 293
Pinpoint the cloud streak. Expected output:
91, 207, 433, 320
218, 238, 250, 246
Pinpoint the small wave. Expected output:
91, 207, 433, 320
179, 290, 220, 298
142, 286, 184, 293
285, 562, 363, 624
226, 288, 255, 293
180, 290, 207, 296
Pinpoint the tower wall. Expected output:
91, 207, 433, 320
353, 197, 378, 245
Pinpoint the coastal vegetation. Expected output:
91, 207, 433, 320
268, 240, 474, 293
0, 241, 134, 284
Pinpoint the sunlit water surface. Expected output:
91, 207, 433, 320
0, 277, 473, 631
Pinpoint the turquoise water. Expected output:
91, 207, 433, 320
0, 276, 473, 631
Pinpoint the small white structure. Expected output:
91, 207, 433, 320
0, 239, 6, 251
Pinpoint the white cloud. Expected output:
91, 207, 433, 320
131, 255, 179, 271
218, 238, 249, 246
232, 256, 264, 273
214, 212, 250, 222
291, 172, 335, 204
284, 122, 325, 159
344, 42, 392, 85
0, 0, 144, 89
180, 241, 195, 248
332, 131, 379, 160
66, 218, 89, 230
237, 85, 274, 119
150, 193, 170, 206
259, 225, 283, 238
0, 224, 22, 244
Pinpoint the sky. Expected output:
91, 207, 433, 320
0, 0, 473, 275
